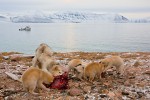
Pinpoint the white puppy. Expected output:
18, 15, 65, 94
32, 43, 54, 69
99, 56, 124, 75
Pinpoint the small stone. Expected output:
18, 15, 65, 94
143, 70, 150, 75
99, 94, 107, 98
68, 88, 82, 96
10, 55, 21, 61
133, 61, 141, 67
3, 56, 9, 60
137, 92, 144, 98
83, 86, 91, 93
124, 80, 131, 86
107, 91, 115, 99
101, 89, 109, 94
122, 91, 129, 95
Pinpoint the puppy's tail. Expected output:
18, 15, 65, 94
5, 72, 22, 82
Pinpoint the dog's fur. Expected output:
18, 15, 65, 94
32, 43, 54, 69
99, 56, 124, 75
68, 59, 82, 71
74, 65, 84, 80
48, 65, 63, 77
21, 67, 54, 95
84, 62, 105, 82
35, 43, 53, 57
32, 43, 59, 70
68, 59, 86, 80
35, 53, 58, 71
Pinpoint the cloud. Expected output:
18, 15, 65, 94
0, 0, 150, 12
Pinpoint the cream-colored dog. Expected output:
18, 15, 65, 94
21, 67, 54, 95
32, 43, 53, 67
48, 65, 63, 77
99, 56, 124, 75
68, 59, 82, 72
68, 59, 85, 80
35, 43, 53, 57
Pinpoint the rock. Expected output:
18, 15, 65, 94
115, 90, 122, 99
101, 89, 109, 94
143, 70, 150, 75
9, 54, 34, 61
107, 91, 115, 99
133, 61, 141, 67
137, 92, 144, 98
3, 56, 9, 60
122, 91, 129, 95
124, 80, 131, 86
83, 86, 91, 93
136, 82, 145, 87
9, 54, 21, 61
68, 88, 83, 96
103, 81, 112, 88
5, 72, 19, 81
99, 94, 107, 98
74, 82, 79, 87
21, 54, 34, 58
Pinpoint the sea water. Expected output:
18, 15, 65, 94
0, 23, 150, 54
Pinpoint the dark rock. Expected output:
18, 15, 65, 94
122, 91, 129, 95
137, 92, 144, 98
99, 94, 107, 98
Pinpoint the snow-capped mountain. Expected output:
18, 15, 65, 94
0, 11, 149, 23
10, 11, 129, 23
130, 17, 150, 23
0, 14, 10, 22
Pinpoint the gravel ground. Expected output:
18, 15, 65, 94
0, 52, 150, 100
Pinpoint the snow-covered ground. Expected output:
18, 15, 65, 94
0, 11, 150, 23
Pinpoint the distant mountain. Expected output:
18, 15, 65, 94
10, 12, 129, 23
130, 17, 150, 23
0, 15, 10, 22
0, 11, 149, 23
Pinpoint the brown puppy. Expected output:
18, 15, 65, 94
21, 67, 54, 95
84, 62, 105, 82
100, 56, 124, 75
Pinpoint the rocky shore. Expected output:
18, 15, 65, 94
0, 52, 150, 100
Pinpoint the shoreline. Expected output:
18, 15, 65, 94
0, 51, 150, 99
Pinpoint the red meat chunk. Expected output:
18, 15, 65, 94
44, 72, 69, 90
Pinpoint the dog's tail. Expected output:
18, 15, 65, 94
5, 72, 22, 82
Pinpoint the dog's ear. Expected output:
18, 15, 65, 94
73, 67, 80, 74
74, 67, 78, 72
99, 61, 105, 64
99, 61, 108, 67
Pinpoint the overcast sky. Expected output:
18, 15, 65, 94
0, 0, 150, 18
